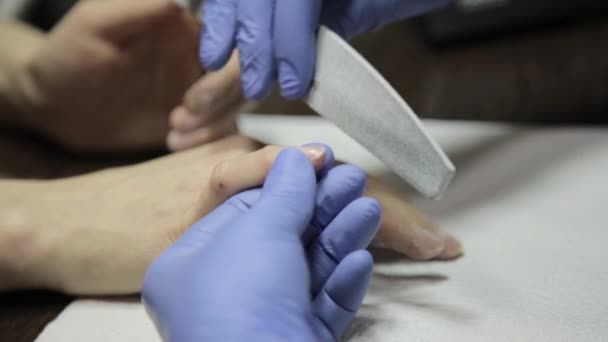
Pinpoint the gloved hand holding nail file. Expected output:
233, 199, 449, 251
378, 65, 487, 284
200, 0, 452, 100
201, 0, 454, 198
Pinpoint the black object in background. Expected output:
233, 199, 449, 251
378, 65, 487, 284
22, 0, 78, 31
422, 0, 608, 43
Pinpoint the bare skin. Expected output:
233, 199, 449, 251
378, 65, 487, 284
167, 50, 250, 151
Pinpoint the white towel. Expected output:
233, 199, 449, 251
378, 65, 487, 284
36, 115, 608, 341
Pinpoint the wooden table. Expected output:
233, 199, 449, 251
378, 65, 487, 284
1, 16, 607, 341
0, 291, 72, 342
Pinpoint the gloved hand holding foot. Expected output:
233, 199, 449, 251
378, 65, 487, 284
200, 0, 451, 100
142, 147, 382, 341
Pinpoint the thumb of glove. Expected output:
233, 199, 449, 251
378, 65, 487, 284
254, 148, 319, 235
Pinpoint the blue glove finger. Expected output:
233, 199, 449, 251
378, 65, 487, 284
200, 0, 237, 70
322, 0, 451, 40
273, 0, 323, 99
312, 250, 374, 340
236, 0, 275, 100
308, 197, 381, 294
256, 148, 318, 234
302, 164, 366, 245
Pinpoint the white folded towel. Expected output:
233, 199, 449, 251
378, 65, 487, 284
37, 116, 608, 341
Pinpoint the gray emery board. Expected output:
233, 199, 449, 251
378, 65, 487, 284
305, 26, 455, 199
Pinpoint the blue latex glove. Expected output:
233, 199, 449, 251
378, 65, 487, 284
200, 0, 451, 100
142, 148, 382, 341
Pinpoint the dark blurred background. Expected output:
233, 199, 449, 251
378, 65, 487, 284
9, 0, 608, 123
257, 0, 608, 124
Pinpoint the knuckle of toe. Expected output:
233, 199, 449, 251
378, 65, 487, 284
209, 161, 231, 195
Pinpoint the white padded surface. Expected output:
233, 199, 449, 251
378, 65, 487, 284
36, 115, 608, 341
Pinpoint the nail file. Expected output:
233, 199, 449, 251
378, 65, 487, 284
305, 26, 455, 199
